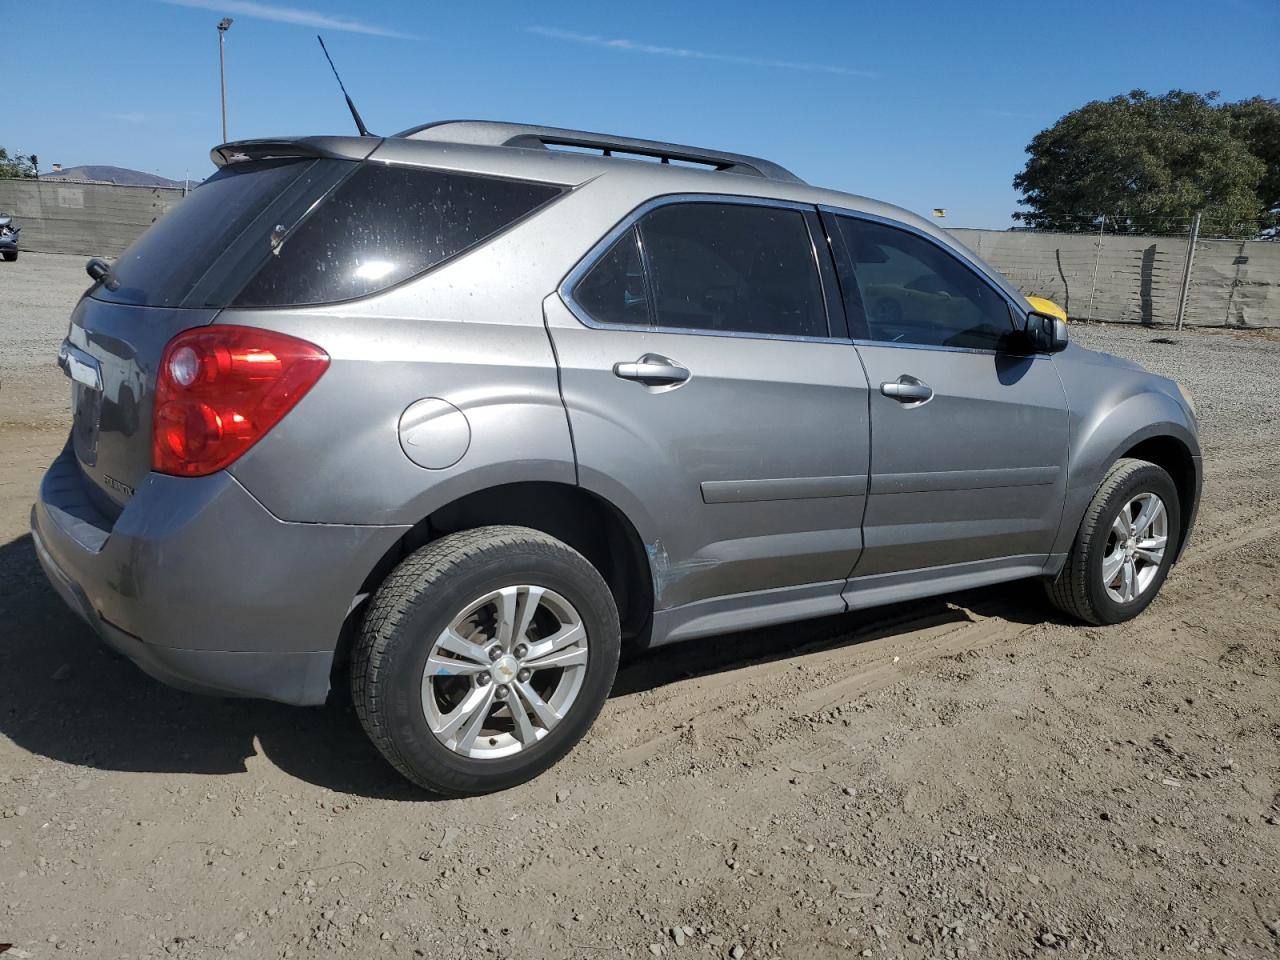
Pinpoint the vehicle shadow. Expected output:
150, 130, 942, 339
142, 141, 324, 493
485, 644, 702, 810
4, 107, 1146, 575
0, 532, 423, 801
0, 532, 1062, 799
613, 581, 1057, 697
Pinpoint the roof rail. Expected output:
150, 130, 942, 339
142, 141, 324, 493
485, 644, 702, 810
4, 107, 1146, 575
394, 120, 804, 184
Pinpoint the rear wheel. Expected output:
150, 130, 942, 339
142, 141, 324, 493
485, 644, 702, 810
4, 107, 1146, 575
1, 250, 16, 262
352, 525, 620, 796
1046, 458, 1180, 625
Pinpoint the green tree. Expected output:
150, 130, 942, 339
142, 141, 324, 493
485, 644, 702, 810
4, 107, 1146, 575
1013, 91, 1268, 238
1224, 96, 1280, 224
0, 146, 38, 178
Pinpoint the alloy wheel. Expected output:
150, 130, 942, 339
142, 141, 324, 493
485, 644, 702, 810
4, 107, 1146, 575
1101, 492, 1168, 604
421, 586, 589, 759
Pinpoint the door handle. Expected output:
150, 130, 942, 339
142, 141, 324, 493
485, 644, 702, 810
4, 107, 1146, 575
613, 354, 691, 387
880, 376, 933, 404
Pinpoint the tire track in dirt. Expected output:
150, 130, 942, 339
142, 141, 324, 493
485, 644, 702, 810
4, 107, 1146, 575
1178, 517, 1280, 569
597, 601, 1040, 774
594, 419, 1280, 779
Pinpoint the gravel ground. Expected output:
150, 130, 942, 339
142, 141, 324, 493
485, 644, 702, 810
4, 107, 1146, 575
1, 253, 1278, 959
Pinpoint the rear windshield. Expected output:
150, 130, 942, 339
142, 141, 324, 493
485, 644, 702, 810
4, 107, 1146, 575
98, 158, 341, 307
95, 159, 564, 309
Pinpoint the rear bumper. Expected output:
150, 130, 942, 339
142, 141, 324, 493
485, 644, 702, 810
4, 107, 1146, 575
32, 442, 407, 705
30, 522, 334, 701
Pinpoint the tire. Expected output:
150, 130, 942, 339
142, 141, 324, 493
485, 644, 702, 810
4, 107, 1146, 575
1, 250, 15, 262
1046, 458, 1181, 625
352, 525, 620, 796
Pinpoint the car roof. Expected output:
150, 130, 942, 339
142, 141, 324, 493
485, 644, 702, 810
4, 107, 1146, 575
397, 120, 806, 183
213, 121, 917, 224
212, 121, 1027, 307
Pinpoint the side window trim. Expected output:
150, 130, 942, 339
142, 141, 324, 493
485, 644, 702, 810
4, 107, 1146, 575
560, 193, 850, 344
817, 208, 869, 342
819, 205, 1027, 353
804, 209, 849, 340
631, 222, 658, 328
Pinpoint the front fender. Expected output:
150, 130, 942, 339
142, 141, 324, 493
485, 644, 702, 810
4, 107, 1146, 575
1051, 366, 1201, 557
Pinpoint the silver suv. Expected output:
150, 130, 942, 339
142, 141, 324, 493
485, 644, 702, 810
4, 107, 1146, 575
32, 121, 1201, 796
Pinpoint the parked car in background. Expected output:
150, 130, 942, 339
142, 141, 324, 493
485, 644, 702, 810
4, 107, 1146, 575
32, 121, 1201, 796
0, 214, 19, 261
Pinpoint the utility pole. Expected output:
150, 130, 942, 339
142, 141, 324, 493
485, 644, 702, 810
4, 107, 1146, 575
1174, 212, 1202, 331
218, 18, 234, 143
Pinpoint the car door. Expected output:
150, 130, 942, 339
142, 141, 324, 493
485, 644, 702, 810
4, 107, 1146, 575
824, 210, 1070, 592
545, 197, 871, 638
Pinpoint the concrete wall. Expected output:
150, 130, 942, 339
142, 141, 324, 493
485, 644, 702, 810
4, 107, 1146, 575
0, 178, 186, 258
952, 228, 1280, 328
3, 178, 1276, 328
1183, 238, 1279, 329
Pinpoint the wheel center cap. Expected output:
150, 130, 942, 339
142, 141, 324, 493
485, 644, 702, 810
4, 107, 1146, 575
1125, 536, 1136, 554
492, 655, 519, 684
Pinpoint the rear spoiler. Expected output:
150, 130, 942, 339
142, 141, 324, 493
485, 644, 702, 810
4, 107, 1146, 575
210, 136, 381, 168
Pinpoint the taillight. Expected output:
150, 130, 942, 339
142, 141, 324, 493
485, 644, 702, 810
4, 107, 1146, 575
152, 325, 329, 477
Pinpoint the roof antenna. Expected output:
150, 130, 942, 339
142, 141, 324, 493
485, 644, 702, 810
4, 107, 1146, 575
317, 35, 373, 137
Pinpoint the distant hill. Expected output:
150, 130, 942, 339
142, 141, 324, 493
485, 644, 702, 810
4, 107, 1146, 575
41, 165, 184, 188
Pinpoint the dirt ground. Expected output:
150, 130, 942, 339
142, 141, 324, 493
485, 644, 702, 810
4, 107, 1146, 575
1, 252, 1278, 960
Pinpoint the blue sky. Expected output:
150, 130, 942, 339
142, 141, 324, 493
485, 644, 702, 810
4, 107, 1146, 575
7, 0, 1279, 227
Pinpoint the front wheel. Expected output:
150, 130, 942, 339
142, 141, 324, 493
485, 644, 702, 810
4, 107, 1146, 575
1046, 457, 1181, 625
1, 250, 16, 262
352, 525, 620, 796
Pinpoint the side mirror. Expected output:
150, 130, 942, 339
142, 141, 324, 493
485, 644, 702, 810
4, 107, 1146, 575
1023, 311, 1068, 353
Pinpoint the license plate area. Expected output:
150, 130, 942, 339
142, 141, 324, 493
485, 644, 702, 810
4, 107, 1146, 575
61, 340, 104, 467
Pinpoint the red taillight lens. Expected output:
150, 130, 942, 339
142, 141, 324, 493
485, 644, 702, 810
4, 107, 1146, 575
152, 325, 329, 477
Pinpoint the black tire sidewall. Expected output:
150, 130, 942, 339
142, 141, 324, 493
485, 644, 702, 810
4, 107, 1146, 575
1086, 465, 1181, 624
379, 545, 618, 794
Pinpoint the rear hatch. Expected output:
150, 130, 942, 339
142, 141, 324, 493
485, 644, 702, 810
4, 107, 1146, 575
65, 299, 219, 513
65, 152, 357, 515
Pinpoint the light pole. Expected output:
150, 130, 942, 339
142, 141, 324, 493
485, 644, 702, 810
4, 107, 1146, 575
217, 17, 233, 143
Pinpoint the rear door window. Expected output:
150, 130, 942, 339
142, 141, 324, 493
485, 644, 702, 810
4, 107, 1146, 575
636, 202, 829, 338
235, 165, 563, 306
571, 226, 650, 327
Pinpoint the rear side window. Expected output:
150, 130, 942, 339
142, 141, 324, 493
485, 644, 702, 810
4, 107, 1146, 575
94, 160, 562, 309
236, 165, 563, 306
570, 201, 829, 338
